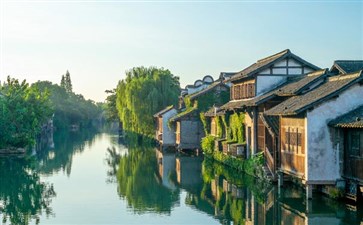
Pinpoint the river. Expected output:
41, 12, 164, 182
0, 131, 362, 225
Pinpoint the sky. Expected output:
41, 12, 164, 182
1, 1, 362, 102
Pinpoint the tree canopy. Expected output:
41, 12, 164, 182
116, 67, 180, 137
0, 76, 53, 148
32, 75, 102, 129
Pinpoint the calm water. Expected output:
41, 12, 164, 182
0, 131, 362, 225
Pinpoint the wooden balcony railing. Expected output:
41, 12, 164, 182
265, 147, 275, 174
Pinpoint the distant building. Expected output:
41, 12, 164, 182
154, 106, 178, 147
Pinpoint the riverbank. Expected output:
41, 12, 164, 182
204, 150, 272, 183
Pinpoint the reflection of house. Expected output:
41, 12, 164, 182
266, 70, 363, 198
155, 148, 177, 190
278, 186, 363, 225
175, 155, 203, 189
154, 106, 177, 147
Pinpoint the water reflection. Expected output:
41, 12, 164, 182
116, 145, 180, 214
0, 157, 56, 225
113, 144, 363, 225
35, 129, 98, 176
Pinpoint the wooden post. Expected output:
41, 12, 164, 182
306, 184, 313, 200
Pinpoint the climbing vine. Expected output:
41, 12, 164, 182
199, 112, 210, 135
227, 113, 245, 143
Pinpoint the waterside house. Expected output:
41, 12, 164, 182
204, 49, 320, 176
154, 106, 178, 147
170, 80, 230, 150
329, 106, 363, 201
265, 70, 363, 199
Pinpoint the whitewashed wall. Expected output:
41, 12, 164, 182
255, 58, 313, 96
306, 83, 363, 182
162, 109, 177, 146
256, 75, 286, 96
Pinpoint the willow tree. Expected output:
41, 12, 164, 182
116, 67, 180, 137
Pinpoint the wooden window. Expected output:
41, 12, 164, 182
297, 133, 302, 147
350, 131, 360, 157
285, 128, 290, 151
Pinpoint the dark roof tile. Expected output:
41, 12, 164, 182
330, 60, 363, 74
265, 71, 363, 116
329, 105, 363, 128
230, 49, 320, 82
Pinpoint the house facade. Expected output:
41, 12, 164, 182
266, 70, 363, 199
154, 106, 178, 147
207, 49, 320, 176
329, 105, 363, 200
171, 81, 230, 150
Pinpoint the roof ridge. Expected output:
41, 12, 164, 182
328, 70, 362, 82
334, 60, 363, 63
306, 68, 328, 77
257, 49, 290, 63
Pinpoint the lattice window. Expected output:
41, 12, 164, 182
350, 131, 360, 157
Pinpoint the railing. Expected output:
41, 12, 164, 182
265, 147, 275, 175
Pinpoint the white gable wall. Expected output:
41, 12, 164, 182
162, 109, 177, 146
256, 75, 286, 96
306, 83, 363, 182
256, 58, 313, 96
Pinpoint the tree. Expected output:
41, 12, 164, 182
0, 76, 53, 148
65, 70, 73, 93
116, 66, 180, 137
60, 70, 72, 93
32, 80, 102, 129
104, 89, 118, 122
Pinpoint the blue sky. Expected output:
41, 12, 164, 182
1, 1, 362, 102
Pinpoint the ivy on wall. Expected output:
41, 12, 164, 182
227, 113, 245, 144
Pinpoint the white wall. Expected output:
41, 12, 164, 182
306, 84, 363, 182
256, 75, 286, 96
162, 109, 177, 146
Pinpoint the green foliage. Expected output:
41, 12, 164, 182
215, 116, 224, 138
227, 113, 245, 144
60, 70, 72, 93
116, 67, 180, 137
116, 145, 179, 213
201, 135, 216, 154
203, 148, 265, 180
184, 96, 192, 108
32, 79, 102, 129
195, 89, 230, 113
0, 157, 56, 225
328, 187, 345, 199
199, 112, 210, 134
0, 76, 53, 148
104, 89, 118, 122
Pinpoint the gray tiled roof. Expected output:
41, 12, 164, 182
330, 60, 363, 74
153, 105, 175, 117
230, 49, 320, 82
276, 69, 328, 96
218, 69, 328, 111
329, 105, 363, 128
169, 107, 198, 122
265, 71, 363, 116
188, 81, 229, 101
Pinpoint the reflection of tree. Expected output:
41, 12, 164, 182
105, 146, 122, 183
116, 146, 179, 214
0, 157, 56, 225
36, 129, 98, 176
